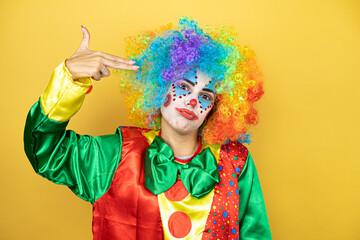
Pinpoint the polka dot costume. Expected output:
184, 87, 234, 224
202, 142, 248, 240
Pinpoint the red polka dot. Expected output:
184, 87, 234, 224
168, 211, 192, 238
164, 180, 189, 201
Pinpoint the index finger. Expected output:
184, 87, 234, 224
101, 57, 139, 71
95, 51, 135, 65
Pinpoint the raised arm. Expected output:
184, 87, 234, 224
24, 26, 137, 204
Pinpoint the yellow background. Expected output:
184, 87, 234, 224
0, 0, 359, 239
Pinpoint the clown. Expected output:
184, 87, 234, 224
24, 17, 272, 239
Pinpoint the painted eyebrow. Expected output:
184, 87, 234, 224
182, 79, 195, 87
182, 79, 215, 95
203, 88, 215, 95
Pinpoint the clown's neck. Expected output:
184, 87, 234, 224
160, 118, 199, 158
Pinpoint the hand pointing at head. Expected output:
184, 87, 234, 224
65, 26, 139, 81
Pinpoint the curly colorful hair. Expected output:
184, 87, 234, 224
113, 16, 264, 145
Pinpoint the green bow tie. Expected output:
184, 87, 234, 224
144, 136, 220, 199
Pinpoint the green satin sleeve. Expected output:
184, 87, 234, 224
24, 99, 122, 204
238, 153, 272, 239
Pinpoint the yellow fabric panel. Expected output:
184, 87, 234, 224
142, 129, 160, 143
40, 60, 93, 122
158, 190, 214, 240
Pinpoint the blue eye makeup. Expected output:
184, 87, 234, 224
173, 68, 215, 112
199, 78, 215, 110
173, 82, 191, 98
198, 93, 214, 113
173, 68, 197, 99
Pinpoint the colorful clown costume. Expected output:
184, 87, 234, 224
24, 61, 272, 239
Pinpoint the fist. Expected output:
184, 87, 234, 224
65, 26, 139, 81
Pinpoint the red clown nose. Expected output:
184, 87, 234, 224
189, 99, 197, 107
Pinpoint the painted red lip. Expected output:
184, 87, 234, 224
175, 108, 199, 120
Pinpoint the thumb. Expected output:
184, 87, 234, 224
78, 25, 90, 50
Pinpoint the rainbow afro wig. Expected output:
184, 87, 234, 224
114, 16, 264, 145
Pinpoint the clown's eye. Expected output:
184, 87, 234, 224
201, 93, 212, 101
179, 83, 189, 91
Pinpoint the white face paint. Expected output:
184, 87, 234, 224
160, 68, 216, 134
